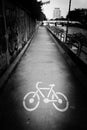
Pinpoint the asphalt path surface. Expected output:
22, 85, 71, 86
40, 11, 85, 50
0, 26, 87, 130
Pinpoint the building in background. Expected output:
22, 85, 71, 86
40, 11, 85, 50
53, 8, 61, 19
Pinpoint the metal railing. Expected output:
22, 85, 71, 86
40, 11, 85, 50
47, 25, 87, 64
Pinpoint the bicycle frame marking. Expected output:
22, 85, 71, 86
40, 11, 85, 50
33, 82, 58, 103
23, 82, 69, 112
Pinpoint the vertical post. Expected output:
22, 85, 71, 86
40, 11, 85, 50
29, 15, 31, 35
2, 0, 9, 65
65, 0, 72, 43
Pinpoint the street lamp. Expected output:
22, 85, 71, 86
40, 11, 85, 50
65, 0, 72, 43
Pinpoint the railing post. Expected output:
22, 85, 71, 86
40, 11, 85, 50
65, 0, 72, 43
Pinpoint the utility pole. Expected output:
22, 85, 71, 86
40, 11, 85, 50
41, 0, 50, 5
65, 0, 72, 43
2, 0, 10, 65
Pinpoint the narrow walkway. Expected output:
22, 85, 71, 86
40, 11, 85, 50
0, 27, 87, 130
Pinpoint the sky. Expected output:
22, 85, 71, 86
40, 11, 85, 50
38, 0, 87, 19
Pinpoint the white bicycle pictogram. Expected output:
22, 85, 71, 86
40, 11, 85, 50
23, 82, 69, 112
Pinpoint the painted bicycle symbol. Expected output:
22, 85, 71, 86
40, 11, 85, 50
23, 82, 69, 112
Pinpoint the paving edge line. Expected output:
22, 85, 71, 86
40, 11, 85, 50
0, 31, 36, 89
47, 27, 65, 55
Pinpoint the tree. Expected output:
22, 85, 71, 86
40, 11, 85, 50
66, 8, 87, 24
6, 0, 45, 20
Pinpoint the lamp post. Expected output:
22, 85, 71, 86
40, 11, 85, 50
65, 0, 72, 43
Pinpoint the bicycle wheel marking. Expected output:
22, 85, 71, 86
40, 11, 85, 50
23, 82, 69, 112
53, 92, 69, 112
23, 92, 40, 111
